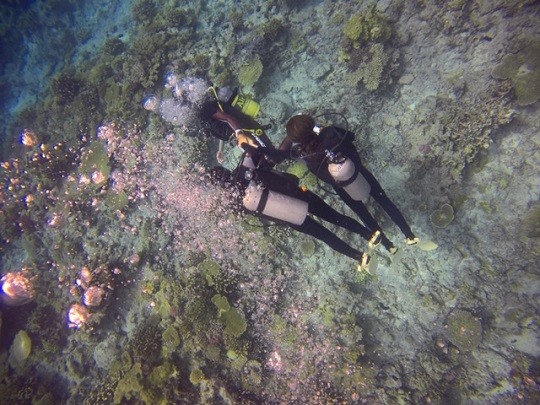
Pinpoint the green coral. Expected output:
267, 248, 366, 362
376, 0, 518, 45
430, 203, 455, 228
148, 362, 173, 387
343, 7, 392, 44
161, 326, 181, 356
79, 141, 110, 185
492, 43, 540, 106
113, 362, 144, 404
238, 55, 263, 88
344, 13, 364, 42
212, 294, 231, 314
446, 309, 483, 351
299, 239, 316, 256
221, 307, 247, 338
286, 161, 318, 188
189, 368, 205, 385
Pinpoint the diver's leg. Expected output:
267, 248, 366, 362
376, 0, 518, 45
291, 217, 364, 261
358, 166, 416, 240
306, 191, 372, 241
334, 187, 395, 251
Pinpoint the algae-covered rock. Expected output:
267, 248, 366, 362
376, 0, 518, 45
446, 309, 482, 351
492, 43, 540, 106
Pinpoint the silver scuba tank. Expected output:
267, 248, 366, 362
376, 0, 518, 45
243, 182, 308, 226
328, 155, 371, 202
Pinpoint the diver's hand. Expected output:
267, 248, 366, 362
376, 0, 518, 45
236, 131, 258, 150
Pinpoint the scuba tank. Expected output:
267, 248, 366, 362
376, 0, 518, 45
217, 86, 260, 118
231, 94, 260, 118
327, 152, 371, 202
243, 182, 308, 226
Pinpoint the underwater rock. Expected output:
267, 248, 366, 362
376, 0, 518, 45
430, 203, 455, 228
446, 309, 482, 352
9, 330, 32, 368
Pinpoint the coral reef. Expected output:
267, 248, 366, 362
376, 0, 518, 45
492, 43, 540, 106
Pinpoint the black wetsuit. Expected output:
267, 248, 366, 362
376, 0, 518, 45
270, 126, 415, 251
199, 100, 274, 148
229, 163, 371, 261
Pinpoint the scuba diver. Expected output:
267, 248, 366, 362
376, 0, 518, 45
209, 151, 378, 273
273, 114, 418, 255
199, 86, 276, 167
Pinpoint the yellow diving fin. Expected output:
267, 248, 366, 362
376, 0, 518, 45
417, 239, 438, 251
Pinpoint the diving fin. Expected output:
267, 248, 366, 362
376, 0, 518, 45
417, 239, 438, 251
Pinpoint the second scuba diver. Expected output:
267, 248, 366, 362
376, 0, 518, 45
276, 114, 419, 255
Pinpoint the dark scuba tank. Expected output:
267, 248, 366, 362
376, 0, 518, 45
327, 153, 371, 202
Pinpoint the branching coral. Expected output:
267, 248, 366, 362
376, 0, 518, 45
363, 43, 389, 91
414, 82, 515, 185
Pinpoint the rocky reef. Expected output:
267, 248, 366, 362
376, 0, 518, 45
0, 0, 539, 404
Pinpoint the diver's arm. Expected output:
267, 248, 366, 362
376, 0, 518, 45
212, 109, 241, 132
240, 143, 290, 163
279, 136, 293, 152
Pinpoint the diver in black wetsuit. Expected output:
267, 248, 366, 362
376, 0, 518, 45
210, 154, 376, 272
277, 114, 418, 255
198, 87, 276, 167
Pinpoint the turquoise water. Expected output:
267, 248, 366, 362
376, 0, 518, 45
1, 0, 539, 403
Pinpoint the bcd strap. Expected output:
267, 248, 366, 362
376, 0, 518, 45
338, 167, 360, 188
256, 188, 270, 213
